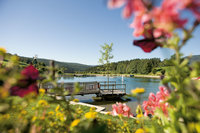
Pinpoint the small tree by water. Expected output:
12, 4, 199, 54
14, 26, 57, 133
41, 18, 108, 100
99, 43, 113, 88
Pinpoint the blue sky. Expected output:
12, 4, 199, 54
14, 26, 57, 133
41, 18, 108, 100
0, 0, 199, 65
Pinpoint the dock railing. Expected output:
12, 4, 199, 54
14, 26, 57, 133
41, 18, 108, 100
43, 81, 126, 96
43, 81, 100, 95
99, 81, 126, 95
99, 81, 116, 86
77, 81, 100, 95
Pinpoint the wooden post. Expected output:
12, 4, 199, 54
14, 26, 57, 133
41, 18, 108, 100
124, 84, 126, 94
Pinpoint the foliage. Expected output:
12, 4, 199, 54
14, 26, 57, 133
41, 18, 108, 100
98, 43, 114, 73
99, 43, 113, 65
1, 50, 152, 133
4, 53, 92, 73
87, 58, 162, 74
0, 52, 106, 132
1, 0, 200, 132
108, 0, 200, 132
98, 43, 114, 84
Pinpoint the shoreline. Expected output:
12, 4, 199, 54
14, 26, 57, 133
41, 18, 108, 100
133, 75, 160, 79
65, 73, 161, 79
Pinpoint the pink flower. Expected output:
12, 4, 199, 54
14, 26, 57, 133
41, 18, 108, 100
122, 1, 133, 18
153, 29, 171, 38
122, 0, 146, 18
195, 77, 200, 80
123, 0, 148, 36
131, 0, 146, 13
184, 0, 200, 21
111, 102, 133, 117
142, 86, 170, 116
107, 0, 199, 53
149, 93, 156, 102
153, 0, 188, 32
130, 14, 144, 37
108, 0, 126, 9
10, 65, 39, 97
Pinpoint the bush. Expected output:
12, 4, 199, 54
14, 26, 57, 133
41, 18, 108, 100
152, 69, 157, 74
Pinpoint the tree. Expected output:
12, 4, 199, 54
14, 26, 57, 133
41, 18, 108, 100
99, 43, 113, 65
32, 55, 38, 67
98, 43, 113, 86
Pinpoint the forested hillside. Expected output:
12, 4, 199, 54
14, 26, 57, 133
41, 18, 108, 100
86, 58, 170, 74
4, 53, 199, 74
19, 56, 91, 73
187, 55, 200, 64
4, 53, 92, 73
87, 55, 200, 75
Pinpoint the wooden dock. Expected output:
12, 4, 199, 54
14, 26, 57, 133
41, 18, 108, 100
43, 81, 126, 98
97, 81, 126, 97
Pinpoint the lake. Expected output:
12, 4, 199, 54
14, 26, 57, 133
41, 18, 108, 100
59, 76, 161, 113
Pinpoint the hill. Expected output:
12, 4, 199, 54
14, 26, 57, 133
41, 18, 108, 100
86, 55, 200, 75
86, 58, 163, 74
6, 54, 92, 73
187, 55, 200, 64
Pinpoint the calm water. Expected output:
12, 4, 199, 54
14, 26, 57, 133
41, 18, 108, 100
59, 76, 161, 113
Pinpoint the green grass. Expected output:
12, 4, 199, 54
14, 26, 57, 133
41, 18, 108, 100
4, 95, 161, 132
70, 103, 160, 132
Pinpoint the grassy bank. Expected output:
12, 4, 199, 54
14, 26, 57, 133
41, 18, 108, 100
67, 73, 161, 79
5, 94, 161, 132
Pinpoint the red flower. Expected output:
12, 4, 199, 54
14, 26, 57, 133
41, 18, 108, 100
133, 38, 159, 53
10, 65, 39, 97
10, 84, 38, 97
21, 65, 39, 81
133, 28, 168, 52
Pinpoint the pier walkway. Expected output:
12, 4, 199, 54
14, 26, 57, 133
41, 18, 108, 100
43, 81, 126, 98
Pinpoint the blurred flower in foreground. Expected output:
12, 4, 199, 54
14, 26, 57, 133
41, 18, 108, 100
143, 86, 169, 116
107, 0, 200, 52
90, 107, 96, 112
135, 128, 145, 133
111, 102, 133, 117
55, 105, 60, 112
85, 111, 97, 119
10, 65, 39, 97
70, 119, 80, 128
21, 65, 39, 81
0, 47, 6, 54
131, 88, 145, 95
37, 100, 48, 107
39, 88, 45, 95
48, 111, 54, 116
72, 98, 79, 102
131, 88, 146, 105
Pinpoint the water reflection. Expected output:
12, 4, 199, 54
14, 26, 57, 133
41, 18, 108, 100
134, 77, 160, 83
62, 76, 161, 112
